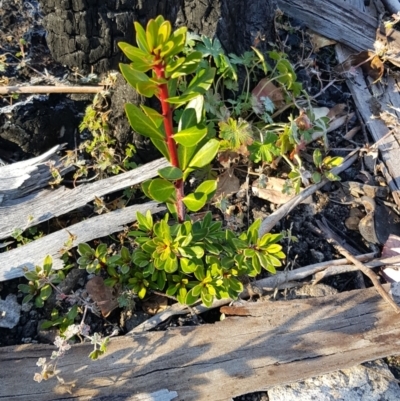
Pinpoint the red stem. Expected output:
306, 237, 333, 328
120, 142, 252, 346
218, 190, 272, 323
154, 61, 185, 222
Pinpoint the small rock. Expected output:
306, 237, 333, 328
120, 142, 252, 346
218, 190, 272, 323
0, 294, 21, 329
268, 360, 400, 401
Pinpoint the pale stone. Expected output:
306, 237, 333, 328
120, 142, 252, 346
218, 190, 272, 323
268, 360, 400, 401
0, 294, 21, 329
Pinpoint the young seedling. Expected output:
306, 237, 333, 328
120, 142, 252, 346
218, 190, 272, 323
118, 15, 219, 222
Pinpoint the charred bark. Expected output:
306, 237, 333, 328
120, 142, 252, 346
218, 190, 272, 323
38, 0, 276, 73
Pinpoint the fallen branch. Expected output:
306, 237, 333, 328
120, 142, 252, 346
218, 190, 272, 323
0, 85, 104, 95
0, 158, 169, 240
129, 251, 382, 333
333, 243, 400, 314
0, 201, 166, 281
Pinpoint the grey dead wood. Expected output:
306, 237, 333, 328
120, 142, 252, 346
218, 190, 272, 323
0, 144, 70, 204
381, 0, 400, 14
0, 201, 165, 282
1, 286, 400, 400
131, 252, 400, 333
277, 0, 373, 52
0, 158, 169, 240
335, 44, 400, 203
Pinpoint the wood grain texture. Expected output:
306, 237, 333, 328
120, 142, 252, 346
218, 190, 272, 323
0, 201, 165, 281
1, 286, 400, 401
0, 144, 69, 204
277, 0, 374, 51
335, 44, 400, 198
0, 158, 169, 240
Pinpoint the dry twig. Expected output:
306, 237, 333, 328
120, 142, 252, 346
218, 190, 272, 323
0, 85, 104, 95
332, 243, 400, 314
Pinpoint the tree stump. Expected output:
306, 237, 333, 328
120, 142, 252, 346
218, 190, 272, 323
38, 0, 277, 73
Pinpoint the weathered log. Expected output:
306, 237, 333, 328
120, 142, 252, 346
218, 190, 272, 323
335, 45, 400, 203
1, 286, 400, 400
0, 201, 165, 281
277, 0, 375, 52
0, 145, 69, 204
0, 158, 169, 240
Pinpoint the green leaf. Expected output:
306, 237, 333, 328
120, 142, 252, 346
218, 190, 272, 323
138, 286, 147, 299
313, 149, 322, 167
324, 171, 341, 181
183, 180, 217, 212
89, 350, 101, 360
186, 96, 204, 124
125, 103, 165, 141
120, 63, 157, 96
186, 67, 215, 94
158, 20, 172, 45
180, 258, 198, 274
141, 180, 152, 200
169, 51, 202, 78
118, 43, 153, 71
158, 166, 183, 180
151, 138, 170, 161
323, 156, 343, 168
166, 284, 178, 296
201, 291, 213, 307
312, 171, 322, 184
140, 105, 164, 128
78, 243, 94, 257
18, 284, 31, 294
23, 294, 34, 304
24, 271, 39, 281
178, 108, 197, 132
148, 178, 175, 202
67, 305, 79, 320
167, 67, 216, 106
136, 210, 153, 231
164, 26, 187, 58
178, 145, 197, 171
163, 254, 178, 273
134, 22, 151, 53
42, 255, 53, 275
174, 125, 207, 147
184, 139, 219, 179
40, 284, 52, 300
146, 18, 159, 52
185, 288, 200, 305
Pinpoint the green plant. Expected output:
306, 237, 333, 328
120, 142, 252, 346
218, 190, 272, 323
76, 210, 285, 307
10, 225, 44, 246
112, 16, 287, 306
312, 149, 343, 183
18, 255, 65, 307
128, 210, 285, 306
40, 305, 79, 333
118, 15, 219, 222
